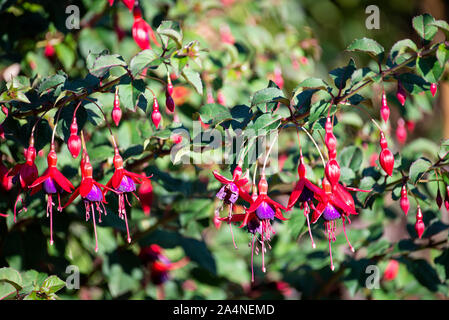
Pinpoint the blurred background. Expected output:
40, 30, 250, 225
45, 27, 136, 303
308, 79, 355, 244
1, 0, 449, 300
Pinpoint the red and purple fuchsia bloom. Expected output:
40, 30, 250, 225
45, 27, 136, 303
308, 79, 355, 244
103, 149, 152, 243
7, 138, 38, 222
213, 164, 252, 247
311, 178, 361, 270
221, 174, 289, 281
63, 151, 115, 252
29, 144, 74, 245
287, 155, 323, 248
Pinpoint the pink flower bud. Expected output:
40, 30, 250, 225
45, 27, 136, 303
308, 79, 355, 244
44, 44, 55, 58
379, 148, 394, 176
396, 118, 407, 145
383, 260, 399, 281
325, 159, 340, 187
152, 110, 161, 129
415, 207, 425, 239
380, 91, 390, 123
396, 81, 406, 106
430, 83, 437, 97
400, 185, 409, 215
132, 6, 159, 50
217, 91, 226, 105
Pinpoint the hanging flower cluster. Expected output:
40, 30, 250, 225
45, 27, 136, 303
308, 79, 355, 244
213, 80, 440, 278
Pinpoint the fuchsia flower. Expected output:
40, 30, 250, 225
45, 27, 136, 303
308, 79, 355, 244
63, 152, 115, 252
29, 144, 74, 245
287, 156, 323, 248
103, 149, 152, 243
213, 165, 252, 246
221, 174, 289, 281
139, 244, 189, 300
7, 138, 38, 222
311, 178, 359, 270
132, 6, 160, 50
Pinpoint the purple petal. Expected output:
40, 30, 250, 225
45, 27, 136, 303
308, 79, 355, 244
117, 175, 136, 193
322, 204, 341, 221
43, 177, 58, 194
216, 183, 238, 204
256, 201, 275, 220
84, 184, 103, 202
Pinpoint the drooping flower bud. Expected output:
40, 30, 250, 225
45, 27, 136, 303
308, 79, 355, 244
206, 91, 215, 104
112, 87, 122, 126
325, 159, 340, 187
415, 206, 425, 239
151, 97, 161, 129
44, 43, 55, 58
396, 81, 406, 106
324, 117, 337, 154
436, 187, 443, 209
380, 90, 390, 123
167, 78, 174, 96
67, 118, 81, 158
396, 118, 407, 145
430, 83, 438, 97
166, 94, 175, 113
400, 185, 409, 215
217, 90, 226, 105
379, 132, 394, 176
122, 0, 135, 11
383, 260, 399, 281
132, 6, 159, 50
274, 67, 284, 89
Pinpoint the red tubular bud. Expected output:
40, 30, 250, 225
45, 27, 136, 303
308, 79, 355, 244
400, 185, 409, 215
396, 118, 407, 145
380, 91, 390, 123
430, 83, 437, 97
379, 148, 394, 176
325, 159, 340, 187
415, 206, 425, 239
167, 80, 174, 96
383, 260, 399, 281
152, 110, 161, 129
324, 117, 337, 153
112, 88, 122, 126
396, 81, 406, 106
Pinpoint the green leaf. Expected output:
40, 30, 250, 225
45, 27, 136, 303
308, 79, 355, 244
55, 43, 75, 70
129, 50, 159, 77
295, 78, 329, 91
199, 103, 232, 126
157, 20, 183, 48
389, 39, 417, 62
251, 87, 285, 108
436, 43, 449, 68
181, 68, 203, 95
251, 113, 282, 132
346, 37, 384, 57
40, 275, 65, 294
416, 56, 444, 83
0, 267, 22, 299
408, 158, 432, 184
339, 146, 363, 172
412, 14, 438, 41
329, 59, 356, 90
89, 54, 127, 78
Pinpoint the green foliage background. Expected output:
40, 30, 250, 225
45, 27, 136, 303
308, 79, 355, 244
1, 0, 449, 300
